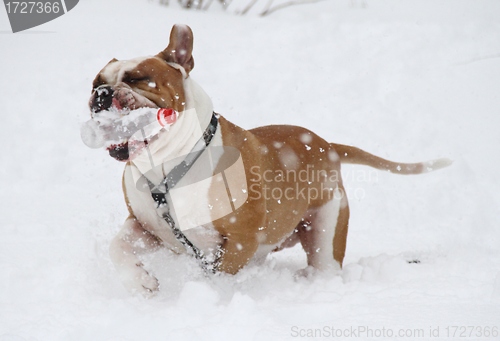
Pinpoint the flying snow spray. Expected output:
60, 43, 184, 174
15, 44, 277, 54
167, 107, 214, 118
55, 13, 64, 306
80, 107, 179, 149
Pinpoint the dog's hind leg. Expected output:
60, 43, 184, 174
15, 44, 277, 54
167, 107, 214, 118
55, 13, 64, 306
298, 185, 349, 272
332, 185, 349, 266
109, 216, 162, 297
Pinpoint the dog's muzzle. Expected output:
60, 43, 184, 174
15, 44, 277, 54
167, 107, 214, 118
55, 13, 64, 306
90, 85, 115, 113
81, 104, 179, 161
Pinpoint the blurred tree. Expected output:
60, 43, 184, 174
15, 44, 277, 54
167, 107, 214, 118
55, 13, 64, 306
158, 0, 322, 16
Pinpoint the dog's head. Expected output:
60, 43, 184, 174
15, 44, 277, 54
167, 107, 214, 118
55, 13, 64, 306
88, 25, 195, 161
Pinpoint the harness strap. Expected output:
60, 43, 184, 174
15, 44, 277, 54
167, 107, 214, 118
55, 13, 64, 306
148, 112, 220, 274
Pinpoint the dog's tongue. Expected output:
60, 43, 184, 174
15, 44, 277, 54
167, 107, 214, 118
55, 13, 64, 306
80, 107, 178, 149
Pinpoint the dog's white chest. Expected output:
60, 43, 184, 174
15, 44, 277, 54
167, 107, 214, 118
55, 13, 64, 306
123, 129, 224, 253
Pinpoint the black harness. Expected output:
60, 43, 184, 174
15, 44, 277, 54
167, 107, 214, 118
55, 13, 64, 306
147, 112, 221, 274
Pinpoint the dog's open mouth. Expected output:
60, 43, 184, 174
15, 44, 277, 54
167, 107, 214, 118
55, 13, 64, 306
107, 137, 156, 162
108, 142, 130, 161
82, 85, 185, 162
82, 106, 178, 162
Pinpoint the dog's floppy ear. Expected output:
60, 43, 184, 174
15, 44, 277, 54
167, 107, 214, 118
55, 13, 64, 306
157, 24, 194, 74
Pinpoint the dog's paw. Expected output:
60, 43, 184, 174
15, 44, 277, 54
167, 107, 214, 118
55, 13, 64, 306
294, 266, 317, 279
294, 265, 340, 279
119, 263, 160, 298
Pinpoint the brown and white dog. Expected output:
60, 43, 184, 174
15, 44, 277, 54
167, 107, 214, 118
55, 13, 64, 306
88, 24, 450, 296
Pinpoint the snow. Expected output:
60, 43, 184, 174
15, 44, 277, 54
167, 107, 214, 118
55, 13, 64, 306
300, 133, 312, 144
81, 107, 166, 148
1, 0, 500, 340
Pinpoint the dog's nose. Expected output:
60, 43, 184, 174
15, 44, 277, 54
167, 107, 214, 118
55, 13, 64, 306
91, 85, 114, 113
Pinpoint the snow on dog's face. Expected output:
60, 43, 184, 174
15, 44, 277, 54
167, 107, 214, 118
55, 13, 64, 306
87, 57, 186, 161
86, 25, 194, 161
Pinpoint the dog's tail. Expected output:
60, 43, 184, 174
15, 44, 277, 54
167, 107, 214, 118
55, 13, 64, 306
331, 143, 452, 175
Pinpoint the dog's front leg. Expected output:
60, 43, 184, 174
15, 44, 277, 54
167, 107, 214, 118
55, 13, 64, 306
109, 216, 162, 297
217, 233, 259, 275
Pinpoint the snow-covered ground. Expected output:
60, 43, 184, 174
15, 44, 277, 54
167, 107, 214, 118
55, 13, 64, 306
1, 0, 500, 340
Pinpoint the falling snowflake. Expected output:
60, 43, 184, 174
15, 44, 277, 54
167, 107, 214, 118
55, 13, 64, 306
300, 133, 312, 144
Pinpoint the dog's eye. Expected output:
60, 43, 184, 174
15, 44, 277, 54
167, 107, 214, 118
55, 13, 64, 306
123, 73, 149, 84
129, 77, 149, 83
